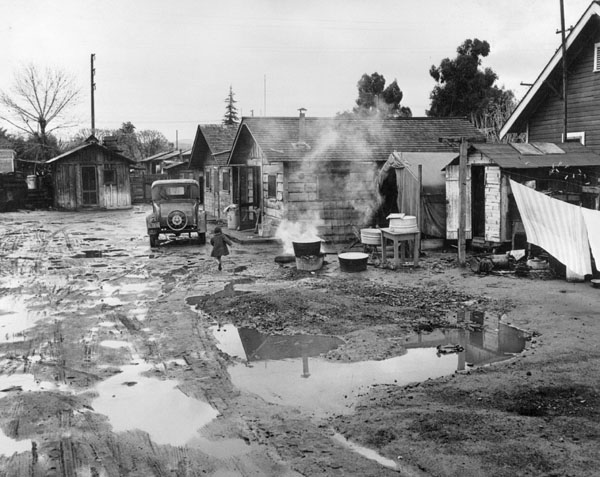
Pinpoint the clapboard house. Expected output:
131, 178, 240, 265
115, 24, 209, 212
188, 124, 238, 221
444, 141, 600, 248
47, 136, 135, 210
500, 1, 600, 155
229, 111, 484, 241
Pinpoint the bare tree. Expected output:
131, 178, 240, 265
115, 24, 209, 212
0, 64, 80, 160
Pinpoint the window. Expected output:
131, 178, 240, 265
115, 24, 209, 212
205, 170, 211, 190
562, 131, 586, 145
594, 43, 600, 72
222, 170, 230, 191
267, 175, 277, 198
103, 168, 116, 184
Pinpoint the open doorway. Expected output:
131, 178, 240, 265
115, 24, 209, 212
471, 166, 485, 238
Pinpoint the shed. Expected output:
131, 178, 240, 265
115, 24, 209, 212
444, 141, 600, 247
47, 136, 136, 210
229, 112, 484, 241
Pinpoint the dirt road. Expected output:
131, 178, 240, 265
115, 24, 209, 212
0, 206, 598, 476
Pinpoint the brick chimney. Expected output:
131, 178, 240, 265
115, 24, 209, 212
298, 108, 307, 143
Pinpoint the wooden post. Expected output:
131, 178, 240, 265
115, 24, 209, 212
417, 164, 423, 255
458, 138, 468, 266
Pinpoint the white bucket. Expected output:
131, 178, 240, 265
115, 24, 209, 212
360, 228, 381, 245
26, 175, 37, 190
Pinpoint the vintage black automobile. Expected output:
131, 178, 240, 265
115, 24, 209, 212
146, 179, 207, 247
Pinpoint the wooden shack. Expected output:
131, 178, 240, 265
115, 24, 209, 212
444, 142, 600, 248
47, 136, 136, 210
188, 124, 238, 221
229, 112, 484, 241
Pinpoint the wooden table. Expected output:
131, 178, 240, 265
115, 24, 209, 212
380, 227, 420, 267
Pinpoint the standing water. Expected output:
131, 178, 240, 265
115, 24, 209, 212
212, 311, 528, 417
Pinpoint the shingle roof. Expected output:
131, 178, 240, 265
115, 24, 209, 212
189, 124, 238, 168
235, 116, 485, 163
448, 142, 600, 169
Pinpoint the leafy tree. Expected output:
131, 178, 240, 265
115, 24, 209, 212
67, 124, 171, 161
223, 86, 239, 125
428, 39, 499, 117
137, 129, 172, 158
0, 64, 80, 161
338, 73, 412, 118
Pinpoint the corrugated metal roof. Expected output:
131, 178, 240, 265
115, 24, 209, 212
237, 116, 485, 163
470, 142, 600, 168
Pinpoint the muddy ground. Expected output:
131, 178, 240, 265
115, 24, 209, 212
0, 206, 598, 477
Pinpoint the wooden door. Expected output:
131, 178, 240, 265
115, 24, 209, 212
81, 166, 98, 205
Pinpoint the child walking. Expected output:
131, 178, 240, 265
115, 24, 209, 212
210, 226, 233, 271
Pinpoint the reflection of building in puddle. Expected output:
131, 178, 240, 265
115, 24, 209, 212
407, 310, 530, 369
213, 318, 528, 417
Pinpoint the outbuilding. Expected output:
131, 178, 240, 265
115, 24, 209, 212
47, 136, 136, 210
444, 141, 600, 248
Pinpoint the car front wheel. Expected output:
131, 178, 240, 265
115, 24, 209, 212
197, 232, 206, 244
149, 234, 158, 248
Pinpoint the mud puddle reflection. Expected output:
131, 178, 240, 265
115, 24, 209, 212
92, 360, 219, 446
213, 313, 529, 417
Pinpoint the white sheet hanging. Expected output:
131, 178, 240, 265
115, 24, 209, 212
510, 179, 592, 277
581, 207, 600, 265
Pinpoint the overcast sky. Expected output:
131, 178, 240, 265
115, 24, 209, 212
0, 0, 593, 145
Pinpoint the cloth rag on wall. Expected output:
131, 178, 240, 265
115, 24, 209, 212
509, 179, 592, 277
581, 207, 600, 265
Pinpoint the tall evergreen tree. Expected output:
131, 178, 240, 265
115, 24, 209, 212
223, 86, 239, 125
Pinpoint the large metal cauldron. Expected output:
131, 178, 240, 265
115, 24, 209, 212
292, 240, 321, 257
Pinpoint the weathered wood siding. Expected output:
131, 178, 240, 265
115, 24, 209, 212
528, 29, 600, 151
445, 164, 472, 240
483, 166, 502, 242
53, 148, 132, 210
263, 162, 380, 242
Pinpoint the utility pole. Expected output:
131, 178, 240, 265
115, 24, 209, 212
264, 74, 267, 117
90, 54, 96, 136
439, 136, 477, 266
458, 138, 468, 266
559, 0, 568, 141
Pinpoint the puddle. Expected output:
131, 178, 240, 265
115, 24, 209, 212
187, 436, 251, 458
0, 427, 31, 456
332, 432, 398, 470
0, 373, 63, 395
214, 314, 528, 417
99, 340, 133, 350
0, 295, 44, 343
92, 361, 219, 446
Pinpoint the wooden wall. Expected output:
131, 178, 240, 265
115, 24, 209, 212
446, 164, 472, 240
528, 29, 600, 151
53, 148, 132, 210
203, 166, 233, 220
263, 161, 380, 242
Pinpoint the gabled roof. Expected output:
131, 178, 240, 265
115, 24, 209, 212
189, 124, 238, 168
141, 149, 178, 163
446, 142, 600, 169
231, 116, 485, 164
47, 142, 135, 164
500, 1, 600, 138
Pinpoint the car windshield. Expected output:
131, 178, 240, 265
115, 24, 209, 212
152, 184, 199, 201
